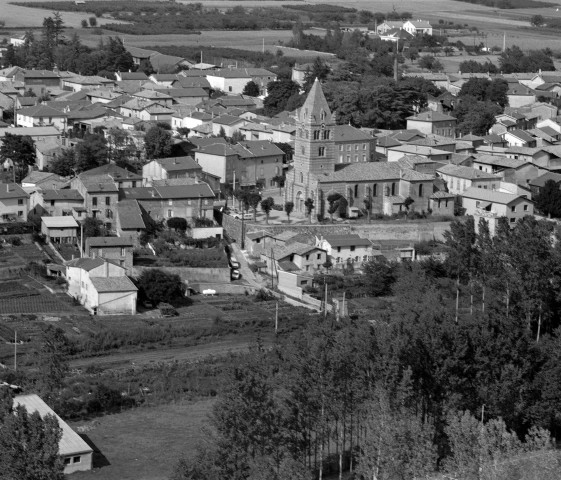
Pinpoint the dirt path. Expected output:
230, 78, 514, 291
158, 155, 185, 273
69, 334, 270, 370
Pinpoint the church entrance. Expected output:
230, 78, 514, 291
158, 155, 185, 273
296, 191, 303, 213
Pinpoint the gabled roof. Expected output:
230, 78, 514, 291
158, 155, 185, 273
118, 71, 149, 81
213, 114, 245, 126
86, 236, 134, 248
120, 183, 214, 200
18, 105, 67, 118
472, 154, 528, 169
66, 257, 105, 271
407, 111, 456, 122
528, 171, 561, 187
322, 234, 371, 248
0, 183, 28, 199
154, 156, 201, 172
334, 124, 373, 142
320, 162, 433, 183
116, 199, 146, 230
40, 189, 83, 201
505, 129, 535, 143
437, 163, 498, 180
80, 164, 142, 180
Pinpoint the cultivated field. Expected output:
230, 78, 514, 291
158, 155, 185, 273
69, 400, 214, 480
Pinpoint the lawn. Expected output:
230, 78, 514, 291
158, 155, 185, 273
69, 399, 215, 480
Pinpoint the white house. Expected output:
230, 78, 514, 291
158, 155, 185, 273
461, 186, 534, 233
403, 20, 433, 35
13, 394, 93, 474
206, 68, 276, 95
16, 105, 67, 130
0, 183, 29, 222
315, 234, 373, 269
41, 216, 79, 244
437, 164, 500, 194
66, 257, 137, 315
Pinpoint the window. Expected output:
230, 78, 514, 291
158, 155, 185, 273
167, 209, 173, 218
419, 184, 423, 197
313, 130, 320, 140
337, 246, 341, 253
346, 155, 350, 162
523, 204, 529, 211
339, 145, 343, 151
318, 147, 325, 157
305, 131, 309, 139
350, 246, 356, 252
355, 145, 359, 150
18, 211, 22, 217
132, 181, 137, 188
372, 183, 377, 197
300, 172, 304, 183
105, 197, 110, 206
73, 456, 81, 464
228, 86, 232, 92
98, 248, 103, 256
301, 146, 306, 155
323, 130, 329, 140
363, 143, 367, 150
92, 197, 98, 207
105, 222, 111, 230
339, 155, 344, 163
50, 200, 55, 207
168, 199, 173, 206
510, 217, 516, 223
317, 253, 321, 260
511, 206, 516, 212
18, 199, 23, 206
355, 155, 359, 162
347, 145, 351, 151
362, 155, 366, 162
305, 254, 310, 260
120, 260, 125, 267
64, 458, 71, 465
121, 247, 126, 256
354, 184, 358, 198
106, 209, 113, 219
391, 183, 396, 196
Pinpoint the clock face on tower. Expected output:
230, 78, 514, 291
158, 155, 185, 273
320, 123, 325, 129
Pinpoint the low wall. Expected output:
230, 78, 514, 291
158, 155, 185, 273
133, 266, 231, 284
191, 227, 224, 239
191, 282, 257, 295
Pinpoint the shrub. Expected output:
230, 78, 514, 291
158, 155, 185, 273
10, 237, 22, 246
158, 302, 178, 317
254, 289, 275, 302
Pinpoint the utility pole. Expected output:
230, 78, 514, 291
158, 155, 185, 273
14, 330, 17, 371
270, 247, 274, 289
275, 301, 278, 334
503, 32, 506, 52
323, 281, 328, 319
262, 37, 265, 54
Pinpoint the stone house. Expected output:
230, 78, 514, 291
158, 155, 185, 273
85, 236, 134, 274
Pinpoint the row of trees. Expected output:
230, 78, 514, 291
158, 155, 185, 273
172, 215, 561, 479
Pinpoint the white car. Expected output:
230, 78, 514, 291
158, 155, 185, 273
230, 211, 253, 220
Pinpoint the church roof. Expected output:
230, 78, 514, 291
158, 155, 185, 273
319, 162, 434, 183
297, 78, 333, 125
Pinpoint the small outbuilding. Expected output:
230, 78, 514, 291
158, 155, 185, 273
13, 394, 94, 474
41, 216, 79, 244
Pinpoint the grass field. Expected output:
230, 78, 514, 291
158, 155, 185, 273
69, 400, 214, 480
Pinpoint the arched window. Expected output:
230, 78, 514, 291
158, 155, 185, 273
323, 130, 330, 140
354, 184, 359, 198
391, 183, 396, 196
418, 184, 424, 197
300, 172, 304, 183
313, 130, 320, 140
372, 183, 377, 197
320, 110, 326, 121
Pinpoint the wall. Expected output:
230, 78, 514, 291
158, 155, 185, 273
191, 227, 223, 239
133, 266, 231, 284
223, 215, 453, 244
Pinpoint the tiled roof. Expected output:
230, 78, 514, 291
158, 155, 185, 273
322, 234, 371, 248
41, 216, 79, 228
120, 183, 214, 200
18, 105, 67, 117
155, 156, 201, 172
437, 163, 498, 180
0, 183, 28, 199
90, 276, 137, 293
320, 162, 433, 183
116, 199, 146, 229
66, 257, 105, 271
472, 154, 527, 169
528, 172, 561, 187
86, 236, 134, 248
407, 111, 456, 122
334, 124, 373, 142
41, 189, 83, 201
462, 186, 526, 204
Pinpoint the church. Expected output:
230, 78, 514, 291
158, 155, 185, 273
284, 79, 445, 219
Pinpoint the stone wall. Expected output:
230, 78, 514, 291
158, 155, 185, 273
133, 266, 231, 284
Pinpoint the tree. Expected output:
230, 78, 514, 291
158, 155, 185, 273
418, 54, 443, 72
89, 16, 97, 27
364, 256, 398, 296
145, 126, 173, 159
3, 43, 16, 68
304, 198, 314, 223
49, 148, 75, 177
0, 391, 65, 480
83, 217, 103, 238
264, 79, 300, 116
247, 192, 262, 221
534, 180, 561, 218
75, 133, 108, 172
242, 80, 260, 97
531, 14, 545, 27
38, 325, 69, 393
136, 269, 184, 304
81, 19, 88, 28
303, 57, 330, 91
0, 133, 36, 182
284, 201, 294, 223
167, 217, 188, 232
260, 197, 275, 224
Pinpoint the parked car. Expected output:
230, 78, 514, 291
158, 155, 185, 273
230, 211, 253, 220
229, 256, 240, 269
231, 269, 241, 280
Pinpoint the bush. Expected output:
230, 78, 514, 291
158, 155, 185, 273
10, 237, 21, 246
136, 269, 184, 304
158, 302, 178, 317
193, 217, 214, 228
254, 289, 275, 302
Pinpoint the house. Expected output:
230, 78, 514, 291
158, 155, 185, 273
406, 111, 457, 137
376, 20, 405, 34
211, 114, 247, 137
437, 164, 500, 194
62, 74, 115, 92
34, 138, 63, 170
70, 174, 119, 232
527, 171, 561, 196
171, 107, 212, 132
461, 186, 533, 233
316, 234, 373, 269
66, 258, 137, 315
119, 183, 215, 222
503, 129, 537, 148
0, 183, 29, 222
22, 171, 67, 191
159, 87, 207, 106
195, 140, 284, 187
85, 236, 134, 274
386, 145, 453, 162
260, 242, 327, 275
41, 216, 79, 244
469, 154, 540, 185
206, 68, 277, 95
507, 85, 537, 108
115, 71, 149, 82
429, 190, 456, 216
13, 394, 93, 474
334, 125, 376, 163
31, 189, 84, 217
16, 105, 67, 130
142, 156, 202, 185
291, 63, 314, 86
17, 70, 61, 95
403, 19, 433, 35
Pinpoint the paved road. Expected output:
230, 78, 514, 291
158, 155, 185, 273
230, 242, 266, 289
